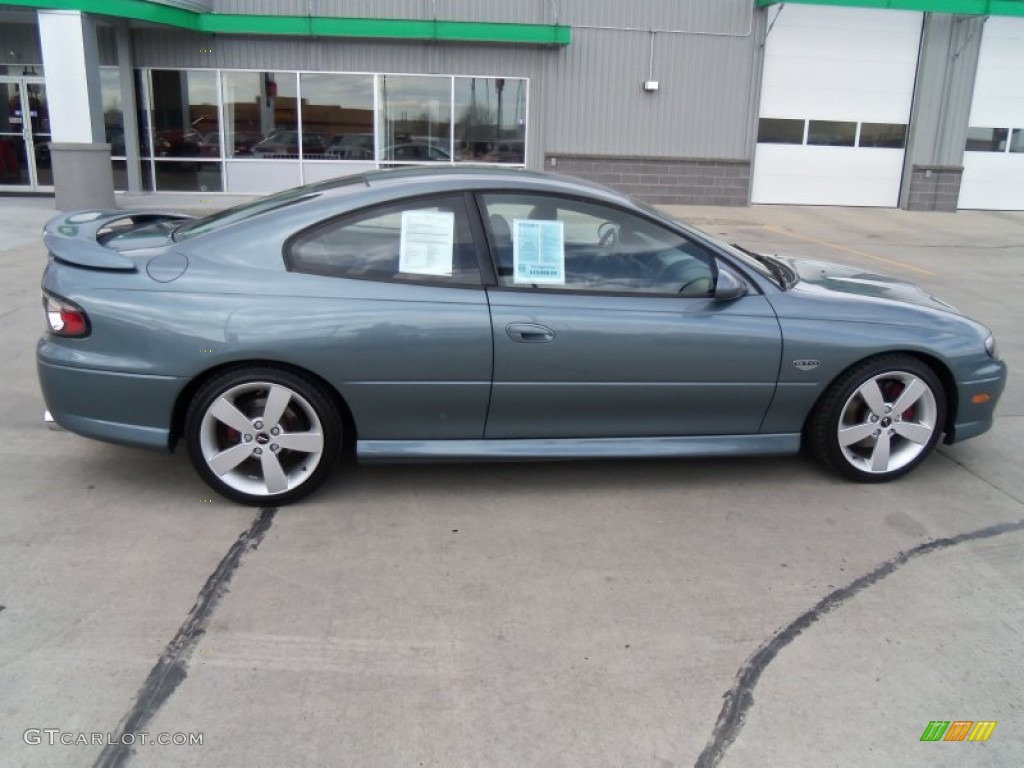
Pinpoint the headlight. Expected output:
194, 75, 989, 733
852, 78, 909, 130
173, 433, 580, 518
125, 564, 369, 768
985, 333, 999, 360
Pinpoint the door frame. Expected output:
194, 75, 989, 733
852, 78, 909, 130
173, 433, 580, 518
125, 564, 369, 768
0, 75, 52, 192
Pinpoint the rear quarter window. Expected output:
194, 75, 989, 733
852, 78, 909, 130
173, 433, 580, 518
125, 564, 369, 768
286, 194, 482, 286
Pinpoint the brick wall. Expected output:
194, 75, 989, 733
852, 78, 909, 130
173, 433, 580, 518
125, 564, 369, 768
905, 166, 962, 212
546, 154, 750, 206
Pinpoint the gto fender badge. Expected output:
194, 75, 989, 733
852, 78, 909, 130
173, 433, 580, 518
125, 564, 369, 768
793, 359, 821, 372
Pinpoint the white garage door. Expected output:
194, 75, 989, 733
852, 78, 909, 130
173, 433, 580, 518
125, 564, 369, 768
752, 5, 922, 207
959, 18, 1024, 211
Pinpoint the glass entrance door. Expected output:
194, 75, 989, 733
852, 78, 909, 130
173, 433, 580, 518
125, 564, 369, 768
0, 77, 52, 191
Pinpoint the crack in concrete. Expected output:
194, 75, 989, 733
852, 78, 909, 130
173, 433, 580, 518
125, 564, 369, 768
693, 517, 1024, 768
93, 507, 277, 768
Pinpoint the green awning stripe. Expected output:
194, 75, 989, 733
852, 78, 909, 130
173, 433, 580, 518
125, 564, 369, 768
0, 0, 572, 45
757, 0, 1024, 16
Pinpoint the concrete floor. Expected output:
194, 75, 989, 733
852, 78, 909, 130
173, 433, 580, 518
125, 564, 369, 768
1, 195, 1022, 767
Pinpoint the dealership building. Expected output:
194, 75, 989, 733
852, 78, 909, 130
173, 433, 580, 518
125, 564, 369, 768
0, 0, 1022, 211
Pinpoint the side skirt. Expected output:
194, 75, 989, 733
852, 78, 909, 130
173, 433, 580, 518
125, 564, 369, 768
357, 434, 801, 462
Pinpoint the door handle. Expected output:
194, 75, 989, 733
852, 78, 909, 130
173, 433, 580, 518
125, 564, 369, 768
506, 322, 555, 343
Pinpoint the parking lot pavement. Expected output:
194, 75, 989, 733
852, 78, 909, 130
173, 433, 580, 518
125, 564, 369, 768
1, 196, 1022, 767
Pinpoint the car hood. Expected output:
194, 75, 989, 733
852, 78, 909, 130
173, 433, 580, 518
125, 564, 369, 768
778, 256, 961, 315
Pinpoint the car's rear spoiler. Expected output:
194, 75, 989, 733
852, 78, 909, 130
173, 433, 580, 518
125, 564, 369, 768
42, 210, 193, 272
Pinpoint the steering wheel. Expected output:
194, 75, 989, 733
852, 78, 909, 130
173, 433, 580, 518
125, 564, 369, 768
597, 221, 619, 247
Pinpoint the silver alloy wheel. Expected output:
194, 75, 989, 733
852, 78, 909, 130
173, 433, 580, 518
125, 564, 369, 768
198, 381, 325, 497
836, 371, 938, 475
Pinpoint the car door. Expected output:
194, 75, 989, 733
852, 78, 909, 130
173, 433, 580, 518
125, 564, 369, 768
478, 192, 782, 439
284, 193, 493, 440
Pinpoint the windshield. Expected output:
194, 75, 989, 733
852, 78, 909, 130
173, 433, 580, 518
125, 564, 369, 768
633, 201, 784, 285
172, 175, 366, 241
719, 242, 795, 288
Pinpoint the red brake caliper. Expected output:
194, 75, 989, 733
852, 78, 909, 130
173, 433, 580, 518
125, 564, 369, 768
882, 381, 915, 422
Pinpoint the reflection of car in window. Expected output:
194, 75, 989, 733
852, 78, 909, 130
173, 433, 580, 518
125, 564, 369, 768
252, 130, 329, 158
154, 128, 204, 158
196, 131, 261, 157
326, 133, 375, 159
455, 139, 525, 163
328, 146, 374, 160
385, 141, 451, 161
323, 136, 455, 162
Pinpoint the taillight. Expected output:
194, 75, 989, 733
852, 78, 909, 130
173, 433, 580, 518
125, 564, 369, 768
42, 292, 90, 337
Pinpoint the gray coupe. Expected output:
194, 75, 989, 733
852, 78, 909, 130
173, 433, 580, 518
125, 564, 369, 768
37, 168, 1006, 505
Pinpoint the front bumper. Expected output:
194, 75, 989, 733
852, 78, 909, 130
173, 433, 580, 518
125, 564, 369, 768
946, 359, 1007, 444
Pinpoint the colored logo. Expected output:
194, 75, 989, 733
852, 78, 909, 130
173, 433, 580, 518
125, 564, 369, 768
921, 721, 996, 742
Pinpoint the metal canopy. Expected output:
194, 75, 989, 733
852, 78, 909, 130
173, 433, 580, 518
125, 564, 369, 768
757, 0, 1024, 17
0, 0, 572, 45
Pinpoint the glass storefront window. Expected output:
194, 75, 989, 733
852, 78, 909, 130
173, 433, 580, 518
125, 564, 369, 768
112, 159, 128, 191
0, 136, 29, 186
453, 77, 526, 164
222, 71, 299, 158
146, 70, 219, 160
380, 75, 452, 163
154, 160, 222, 192
0, 65, 44, 77
134, 69, 151, 157
100, 67, 125, 158
112, 159, 153, 192
121, 67, 528, 193
299, 73, 374, 160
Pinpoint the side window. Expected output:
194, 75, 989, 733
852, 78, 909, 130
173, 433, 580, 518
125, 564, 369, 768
287, 194, 481, 285
481, 193, 716, 296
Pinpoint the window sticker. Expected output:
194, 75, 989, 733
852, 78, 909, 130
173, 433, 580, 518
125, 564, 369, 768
513, 219, 565, 284
399, 210, 455, 276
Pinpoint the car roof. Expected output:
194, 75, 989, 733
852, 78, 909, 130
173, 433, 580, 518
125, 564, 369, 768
327, 166, 624, 203
173, 167, 633, 243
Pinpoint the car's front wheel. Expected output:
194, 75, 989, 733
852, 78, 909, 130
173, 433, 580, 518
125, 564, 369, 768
185, 367, 342, 505
807, 355, 946, 482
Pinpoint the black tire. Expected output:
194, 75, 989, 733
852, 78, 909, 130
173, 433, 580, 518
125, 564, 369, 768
184, 366, 342, 505
806, 354, 946, 483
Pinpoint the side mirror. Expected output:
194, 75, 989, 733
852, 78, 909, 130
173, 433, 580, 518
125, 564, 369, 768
714, 264, 748, 301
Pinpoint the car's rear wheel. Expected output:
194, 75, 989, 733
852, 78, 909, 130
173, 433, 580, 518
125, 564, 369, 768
185, 367, 341, 505
807, 355, 945, 482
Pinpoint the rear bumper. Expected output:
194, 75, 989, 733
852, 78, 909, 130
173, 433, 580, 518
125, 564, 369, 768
37, 352, 184, 451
